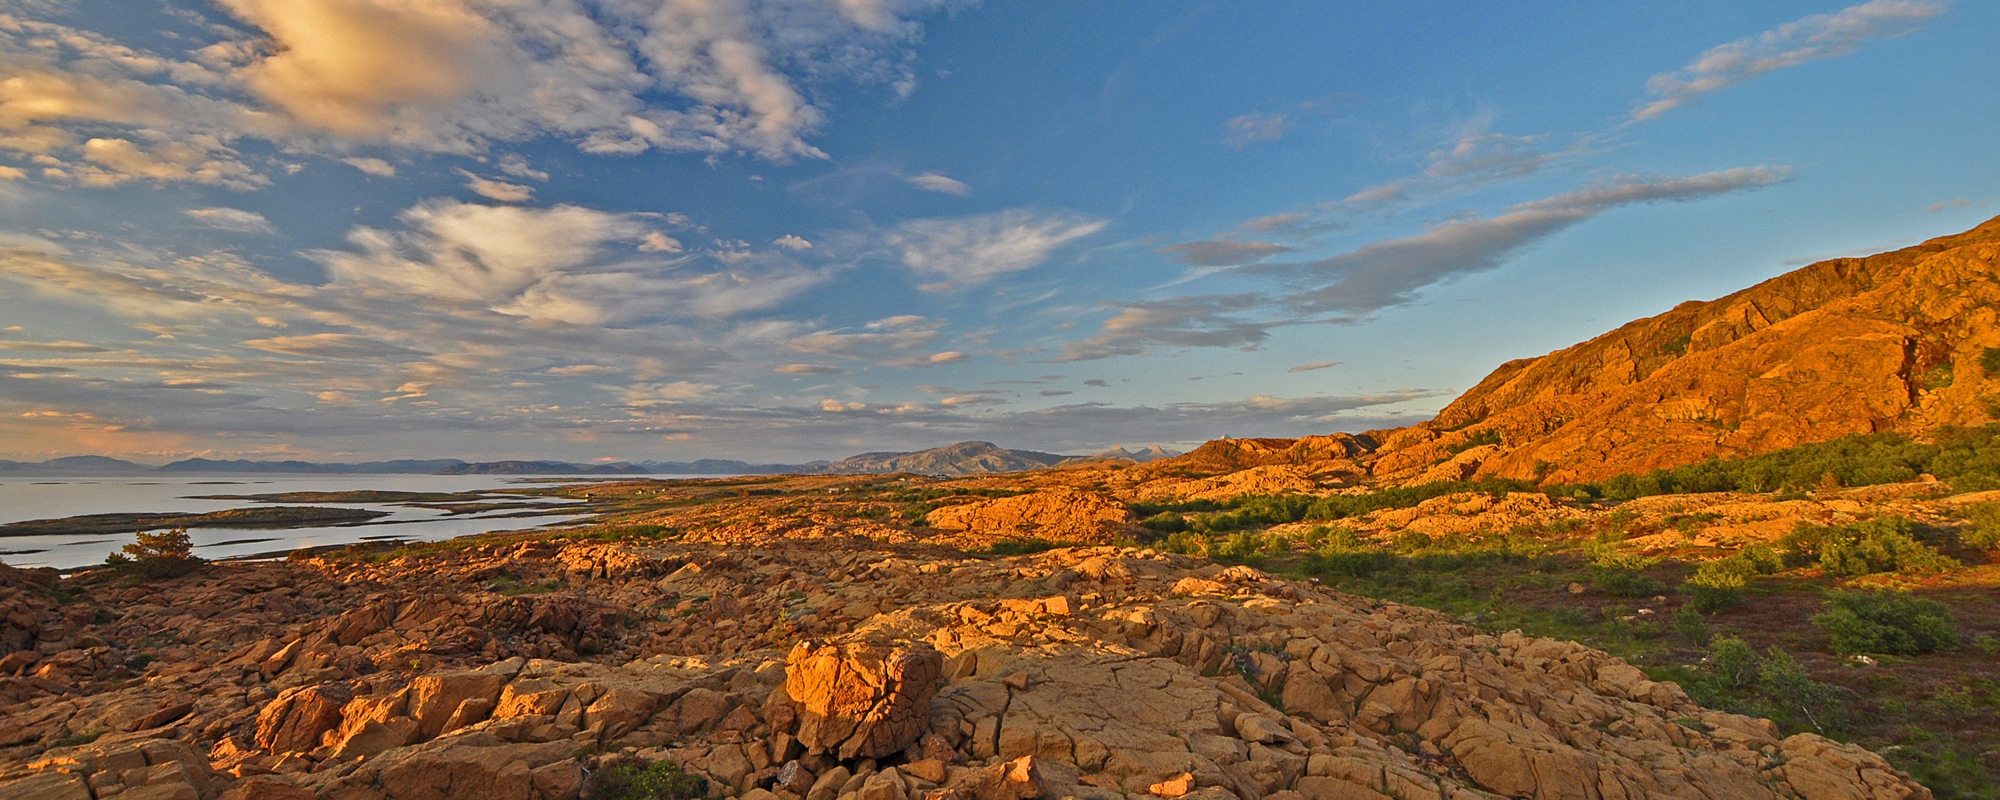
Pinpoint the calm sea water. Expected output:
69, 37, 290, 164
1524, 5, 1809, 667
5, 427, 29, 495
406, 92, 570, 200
0, 473, 690, 570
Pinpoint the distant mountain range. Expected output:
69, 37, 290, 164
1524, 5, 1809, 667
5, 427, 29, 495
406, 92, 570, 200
0, 441, 1181, 477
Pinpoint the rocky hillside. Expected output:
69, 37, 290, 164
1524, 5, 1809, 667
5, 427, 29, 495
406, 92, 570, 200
811, 442, 1071, 477
0, 535, 1930, 800
1366, 215, 2000, 483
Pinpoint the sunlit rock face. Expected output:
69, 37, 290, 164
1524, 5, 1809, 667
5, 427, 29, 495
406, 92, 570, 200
1347, 216, 1996, 486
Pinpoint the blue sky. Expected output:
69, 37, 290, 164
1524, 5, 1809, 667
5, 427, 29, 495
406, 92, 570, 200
0, 0, 1993, 463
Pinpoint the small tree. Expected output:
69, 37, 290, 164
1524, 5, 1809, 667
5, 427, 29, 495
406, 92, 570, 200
105, 528, 203, 579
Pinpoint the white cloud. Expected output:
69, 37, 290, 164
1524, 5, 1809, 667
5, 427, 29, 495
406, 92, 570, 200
341, 157, 398, 177
70, 136, 266, 190
546, 364, 621, 376
459, 170, 534, 202
819, 398, 865, 412
1634, 0, 1947, 121
1422, 130, 1558, 179
1241, 212, 1312, 233
777, 363, 844, 375
1222, 112, 1291, 149
773, 234, 813, 251
498, 153, 547, 180
239, 333, 422, 359
1057, 294, 1272, 361
185, 207, 276, 234
217, 0, 501, 137
638, 232, 684, 253
886, 209, 1106, 290
1343, 185, 1403, 205
1059, 167, 1792, 362
0, 0, 963, 185
1289, 361, 1339, 373
928, 351, 967, 363
622, 381, 715, 405
307, 198, 818, 326
907, 172, 970, 195
1158, 239, 1293, 267
1281, 167, 1793, 314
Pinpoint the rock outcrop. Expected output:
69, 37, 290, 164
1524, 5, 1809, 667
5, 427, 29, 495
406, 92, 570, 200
925, 489, 1139, 545
0, 536, 1935, 800
1146, 435, 1376, 479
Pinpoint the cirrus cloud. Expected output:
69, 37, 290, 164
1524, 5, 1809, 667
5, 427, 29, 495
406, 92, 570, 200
1634, 0, 1948, 121
885, 209, 1106, 291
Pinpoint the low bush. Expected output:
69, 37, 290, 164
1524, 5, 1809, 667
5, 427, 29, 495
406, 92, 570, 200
1812, 590, 1959, 655
1592, 567, 1666, 598
103, 528, 203, 579
1300, 549, 1398, 578
978, 538, 1064, 557
1707, 636, 1760, 688
581, 759, 706, 800
1755, 648, 1849, 733
1777, 517, 1958, 577
1687, 640, 1848, 734
1683, 545, 1783, 613
1139, 511, 1188, 533
1953, 502, 2000, 549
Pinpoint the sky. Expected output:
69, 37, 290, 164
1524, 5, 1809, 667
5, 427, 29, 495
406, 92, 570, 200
0, 0, 1995, 464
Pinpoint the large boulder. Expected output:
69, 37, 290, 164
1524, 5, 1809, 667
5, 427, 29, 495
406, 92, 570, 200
786, 640, 943, 760
409, 671, 505, 741
254, 683, 353, 753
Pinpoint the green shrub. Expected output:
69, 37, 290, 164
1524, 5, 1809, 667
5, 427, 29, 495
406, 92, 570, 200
979, 538, 1063, 557
1592, 567, 1666, 598
1981, 346, 2000, 376
1812, 591, 1959, 655
1685, 567, 1746, 613
1212, 530, 1284, 564
1684, 546, 1783, 613
104, 528, 203, 579
582, 759, 706, 800
1692, 640, 1848, 734
1954, 502, 2000, 549
1301, 549, 1398, 578
1391, 530, 1434, 552
1159, 531, 1206, 556
1445, 428, 1502, 455
1140, 511, 1188, 533
1778, 517, 1958, 577
1552, 423, 2000, 499
1756, 648, 1848, 733
1707, 637, 1760, 688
